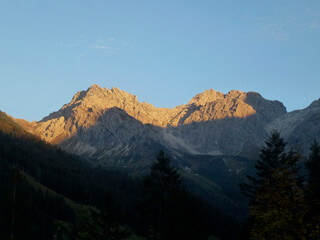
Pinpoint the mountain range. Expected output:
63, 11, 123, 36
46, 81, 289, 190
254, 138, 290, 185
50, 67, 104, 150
12, 84, 319, 160
4, 84, 320, 217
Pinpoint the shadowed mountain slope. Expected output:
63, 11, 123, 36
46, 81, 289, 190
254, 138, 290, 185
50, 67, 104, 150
267, 98, 320, 154
21, 84, 287, 158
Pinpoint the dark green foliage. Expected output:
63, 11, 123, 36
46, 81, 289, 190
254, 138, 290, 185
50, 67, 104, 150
306, 140, 320, 185
0, 128, 140, 218
72, 208, 129, 240
73, 192, 131, 240
141, 151, 183, 230
305, 140, 320, 239
240, 130, 306, 239
140, 150, 225, 240
73, 209, 103, 240
0, 165, 56, 240
240, 130, 289, 203
0, 119, 239, 239
0, 126, 139, 239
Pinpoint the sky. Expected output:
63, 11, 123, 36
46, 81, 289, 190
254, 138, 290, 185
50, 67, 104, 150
0, 0, 320, 121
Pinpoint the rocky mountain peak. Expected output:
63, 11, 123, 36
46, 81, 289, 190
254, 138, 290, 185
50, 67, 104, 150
308, 98, 320, 109
89, 83, 102, 91
25, 85, 290, 147
245, 92, 286, 121
86, 84, 104, 96
65, 85, 138, 112
188, 89, 250, 107
180, 90, 256, 125
5, 84, 320, 172
226, 90, 246, 99
188, 89, 224, 106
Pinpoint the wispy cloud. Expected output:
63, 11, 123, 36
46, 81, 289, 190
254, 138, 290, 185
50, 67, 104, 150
306, 21, 320, 29
91, 44, 120, 53
63, 36, 130, 56
260, 19, 292, 42
107, 37, 116, 42
65, 35, 89, 47
257, 2, 320, 42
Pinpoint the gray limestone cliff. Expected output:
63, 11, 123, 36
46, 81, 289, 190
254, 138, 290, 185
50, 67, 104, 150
20, 84, 295, 164
267, 98, 320, 154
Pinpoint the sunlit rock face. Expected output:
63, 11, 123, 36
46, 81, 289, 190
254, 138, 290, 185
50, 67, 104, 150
22, 84, 288, 161
35, 84, 181, 143
165, 91, 286, 155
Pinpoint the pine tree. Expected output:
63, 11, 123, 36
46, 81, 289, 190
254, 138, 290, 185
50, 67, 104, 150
240, 130, 306, 239
140, 150, 208, 240
305, 140, 320, 239
141, 150, 182, 239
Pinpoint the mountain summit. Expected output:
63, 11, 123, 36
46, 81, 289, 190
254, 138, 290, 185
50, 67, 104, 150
12, 84, 319, 162
19, 84, 291, 159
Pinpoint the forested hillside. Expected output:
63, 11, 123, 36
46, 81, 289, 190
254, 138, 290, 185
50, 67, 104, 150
0, 112, 239, 240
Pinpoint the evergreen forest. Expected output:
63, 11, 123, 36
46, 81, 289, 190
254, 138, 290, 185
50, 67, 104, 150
0, 111, 319, 239
0, 112, 238, 240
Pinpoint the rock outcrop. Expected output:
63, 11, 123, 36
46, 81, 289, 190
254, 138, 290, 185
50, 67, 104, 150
267, 98, 320, 154
16, 84, 319, 162
19, 84, 292, 163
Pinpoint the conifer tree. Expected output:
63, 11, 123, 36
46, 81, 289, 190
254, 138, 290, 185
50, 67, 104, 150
141, 150, 182, 239
140, 150, 208, 240
305, 140, 320, 239
240, 130, 306, 239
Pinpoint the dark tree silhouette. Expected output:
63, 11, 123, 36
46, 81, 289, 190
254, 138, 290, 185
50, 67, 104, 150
240, 130, 306, 239
305, 140, 320, 239
140, 150, 209, 240
0, 115, 239, 240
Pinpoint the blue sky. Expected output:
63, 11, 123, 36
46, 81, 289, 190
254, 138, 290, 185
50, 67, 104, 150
1, 0, 320, 121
